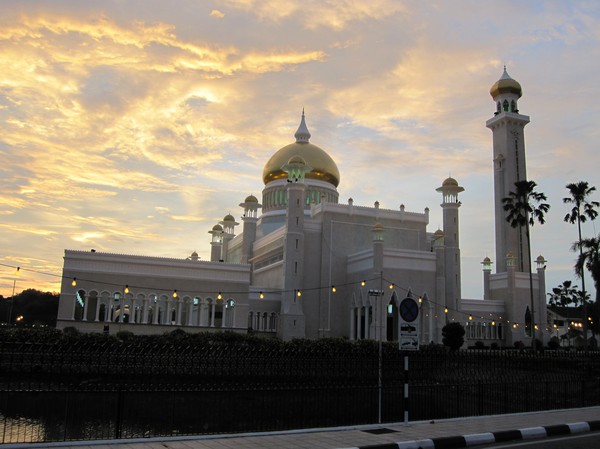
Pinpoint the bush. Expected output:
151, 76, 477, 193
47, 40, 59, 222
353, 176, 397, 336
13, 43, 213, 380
490, 342, 499, 350
548, 337, 560, 350
116, 330, 135, 341
62, 326, 80, 337
442, 322, 465, 352
474, 341, 486, 350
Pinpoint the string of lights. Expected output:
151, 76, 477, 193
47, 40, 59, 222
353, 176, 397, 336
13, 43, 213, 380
1, 261, 561, 333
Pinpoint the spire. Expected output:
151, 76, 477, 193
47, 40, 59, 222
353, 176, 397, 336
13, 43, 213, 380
294, 109, 311, 143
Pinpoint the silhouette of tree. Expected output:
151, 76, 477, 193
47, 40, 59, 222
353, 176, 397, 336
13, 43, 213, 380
564, 181, 598, 349
502, 180, 550, 346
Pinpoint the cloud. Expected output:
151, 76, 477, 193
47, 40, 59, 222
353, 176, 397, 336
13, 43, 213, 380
0, 1, 599, 301
210, 10, 225, 19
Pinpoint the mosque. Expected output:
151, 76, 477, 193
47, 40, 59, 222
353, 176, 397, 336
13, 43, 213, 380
56, 69, 548, 346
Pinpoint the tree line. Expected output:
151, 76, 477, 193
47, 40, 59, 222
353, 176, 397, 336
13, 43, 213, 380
0, 289, 59, 327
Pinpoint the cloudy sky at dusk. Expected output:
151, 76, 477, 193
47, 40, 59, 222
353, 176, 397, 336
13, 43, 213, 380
1, 0, 599, 300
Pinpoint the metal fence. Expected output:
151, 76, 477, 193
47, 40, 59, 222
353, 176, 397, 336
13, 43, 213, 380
1, 338, 600, 444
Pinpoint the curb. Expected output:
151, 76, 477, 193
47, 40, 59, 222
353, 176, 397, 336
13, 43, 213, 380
339, 420, 600, 449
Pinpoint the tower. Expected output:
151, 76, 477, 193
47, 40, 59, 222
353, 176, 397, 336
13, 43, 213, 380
239, 194, 261, 265
436, 177, 464, 315
219, 214, 238, 262
208, 224, 223, 262
278, 155, 311, 340
486, 67, 530, 273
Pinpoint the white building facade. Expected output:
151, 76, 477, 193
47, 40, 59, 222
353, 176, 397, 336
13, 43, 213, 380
57, 70, 548, 346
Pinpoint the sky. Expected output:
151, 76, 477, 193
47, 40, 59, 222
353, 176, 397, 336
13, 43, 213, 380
1, 0, 600, 301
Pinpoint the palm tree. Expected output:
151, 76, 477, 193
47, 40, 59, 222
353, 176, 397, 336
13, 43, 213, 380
547, 280, 586, 308
564, 181, 598, 349
503, 180, 550, 347
573, 236, 600, 304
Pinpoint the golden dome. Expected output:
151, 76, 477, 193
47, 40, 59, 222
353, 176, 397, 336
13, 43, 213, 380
434, 229, 445, 237
211, 224, 223, 232
490, 67, 522, 98
223, 214, 235, 222
262, 112, 340, 187
244, 194, 258, 203
442, 177, 459, 187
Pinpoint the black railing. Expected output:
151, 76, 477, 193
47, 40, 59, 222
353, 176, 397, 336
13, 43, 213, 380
1, 340, 600, 444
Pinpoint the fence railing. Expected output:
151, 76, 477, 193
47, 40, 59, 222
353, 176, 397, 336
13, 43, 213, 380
1, 378, 597, 444
1, 339, 600, 444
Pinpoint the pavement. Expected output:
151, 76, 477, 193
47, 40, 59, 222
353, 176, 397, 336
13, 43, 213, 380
6, 406, 600, 449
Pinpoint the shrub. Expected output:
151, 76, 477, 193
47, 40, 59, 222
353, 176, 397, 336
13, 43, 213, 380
474, 341, 486, 350
490, 342, 499, 350
442, 322, 465, 352
548, 337, 560, 350
116, 330, 135, 341
62, 326, 80, 337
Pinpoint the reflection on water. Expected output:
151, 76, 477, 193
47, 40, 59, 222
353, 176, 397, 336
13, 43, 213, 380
1, 388, 268, 443
1, 390, 118, 443
1, 415, 45, 444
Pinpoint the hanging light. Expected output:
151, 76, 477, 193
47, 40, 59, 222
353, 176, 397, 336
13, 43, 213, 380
124, 285, 130, 294
296, 290, 302, 297
468, 315, 473, 321
172, 290, 178, 298
389, 283, 394, 289
444, 307, 448, 314
360, 280, 366, 287
331, 286, 336, 293
71, 277, 77, 287
217, 292, 222, 300
418, 297, 422, 303
492, 321, 496, 326
259, 291, 264, 299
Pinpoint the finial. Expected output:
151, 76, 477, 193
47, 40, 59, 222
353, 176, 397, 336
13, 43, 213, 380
294, 109, 311, 143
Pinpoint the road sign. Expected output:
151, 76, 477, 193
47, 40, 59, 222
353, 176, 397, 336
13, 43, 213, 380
399, 297, 419, 322
399, 296, 419, 350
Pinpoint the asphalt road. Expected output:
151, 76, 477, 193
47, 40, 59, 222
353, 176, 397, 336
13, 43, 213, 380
477, 431, 600, 448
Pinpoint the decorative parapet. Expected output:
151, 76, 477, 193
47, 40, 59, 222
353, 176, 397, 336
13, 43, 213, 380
311, 201, 429, 224
63, 249, 250, 282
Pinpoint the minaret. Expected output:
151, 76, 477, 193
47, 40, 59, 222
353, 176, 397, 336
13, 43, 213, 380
371, 222, 384, 342
219, 214, 238, 262
481, 256, 493, 300
239, 194, 262, 265
278, 155, 311, 340
436, 177, 464, 314
433, 229, 446, 329
208, 224, 223, 262
486, 67, 530, 273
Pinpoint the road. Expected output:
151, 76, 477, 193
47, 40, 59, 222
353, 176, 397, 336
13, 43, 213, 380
477, 431, 600, 448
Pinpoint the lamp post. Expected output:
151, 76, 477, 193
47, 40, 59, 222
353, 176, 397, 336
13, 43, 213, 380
7, 267, 20, 325
369, 287, 384, 423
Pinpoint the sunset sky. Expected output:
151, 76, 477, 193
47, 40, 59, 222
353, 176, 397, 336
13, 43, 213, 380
1, 1, 599, 300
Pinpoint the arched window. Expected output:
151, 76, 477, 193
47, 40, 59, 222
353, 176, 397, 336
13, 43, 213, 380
225, 299, 235, 327
510, 100, 516, 112
214, 299, 224, 327
503, 99, 509, 112
74, 290, 86, 321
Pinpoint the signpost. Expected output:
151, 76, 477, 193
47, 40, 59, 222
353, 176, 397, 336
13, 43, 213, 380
398, 295, 419, 426
399, 296, 419, 350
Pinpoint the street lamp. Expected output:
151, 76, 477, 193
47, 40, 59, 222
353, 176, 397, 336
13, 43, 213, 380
368, 288, 384, 424
7, 267, 20, 325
